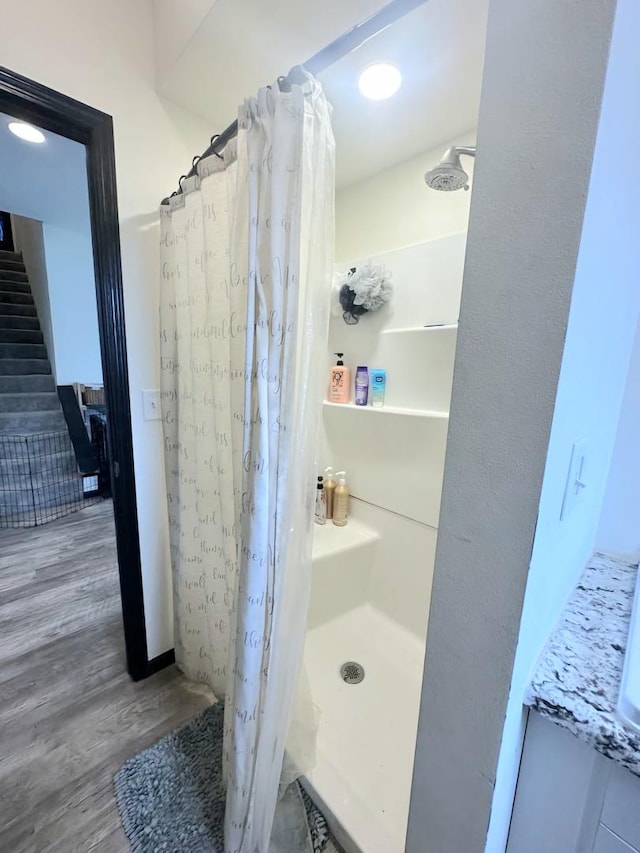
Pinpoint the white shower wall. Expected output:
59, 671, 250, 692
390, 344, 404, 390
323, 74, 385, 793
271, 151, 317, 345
335, 130, 476, 262
322, 233, 465, 635
328, 135, 474, 637
350, 500, 439, 639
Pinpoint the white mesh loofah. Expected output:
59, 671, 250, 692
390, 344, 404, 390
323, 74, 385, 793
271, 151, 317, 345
335, 264, 393, 324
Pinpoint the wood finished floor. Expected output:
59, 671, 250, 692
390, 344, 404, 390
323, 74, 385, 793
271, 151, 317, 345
0, 501, 211, 852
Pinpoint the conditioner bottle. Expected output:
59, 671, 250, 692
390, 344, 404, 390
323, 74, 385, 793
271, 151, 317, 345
324, 467, 336, 520
332, 471, 349, 527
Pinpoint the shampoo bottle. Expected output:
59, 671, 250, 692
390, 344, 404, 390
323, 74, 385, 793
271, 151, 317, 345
329, 354, 351, 403
332, 471, 349, 527
355, 366, 369, 406
324, 467, 336, 519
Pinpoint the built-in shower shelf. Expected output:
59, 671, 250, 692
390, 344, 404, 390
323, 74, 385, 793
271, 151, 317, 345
381, 323, 458, 334
323, 401, 449, 419
312, 517, 380, 562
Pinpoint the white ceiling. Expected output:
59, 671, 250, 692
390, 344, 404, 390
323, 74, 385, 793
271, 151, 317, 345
0, 112, 90, 229
154, 0, 489, 187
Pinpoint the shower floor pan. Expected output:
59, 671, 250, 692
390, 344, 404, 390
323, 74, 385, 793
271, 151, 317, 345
303, 603, 425, 853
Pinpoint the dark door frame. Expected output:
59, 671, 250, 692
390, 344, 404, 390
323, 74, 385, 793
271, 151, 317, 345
0, 67, 158, 681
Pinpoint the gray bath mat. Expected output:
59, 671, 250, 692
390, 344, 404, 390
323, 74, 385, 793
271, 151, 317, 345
114, 703, 330, 853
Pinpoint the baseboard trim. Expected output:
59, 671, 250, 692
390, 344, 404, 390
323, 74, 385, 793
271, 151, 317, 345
146, 649, 176, 676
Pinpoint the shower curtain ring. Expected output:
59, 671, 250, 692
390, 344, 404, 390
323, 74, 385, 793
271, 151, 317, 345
210, 134, 224, 159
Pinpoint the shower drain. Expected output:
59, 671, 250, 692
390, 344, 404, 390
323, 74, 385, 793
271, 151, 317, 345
340, 661, 365, 685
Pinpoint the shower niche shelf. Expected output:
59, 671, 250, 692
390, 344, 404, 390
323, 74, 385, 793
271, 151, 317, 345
380, 322, 458, 334
323, 401, 449, 419
312, 516, 379, 561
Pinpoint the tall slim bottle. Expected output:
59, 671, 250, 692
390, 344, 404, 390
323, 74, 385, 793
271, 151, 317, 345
315, 477, 327, 525
324, 467, 336, 520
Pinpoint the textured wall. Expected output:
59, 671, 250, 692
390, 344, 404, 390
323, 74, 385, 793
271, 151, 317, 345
406, 0, 620, 850
491, 0, 640, 845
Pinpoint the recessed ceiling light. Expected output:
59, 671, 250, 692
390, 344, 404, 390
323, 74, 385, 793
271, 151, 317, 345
358, 63, 402, 101
8, 121, 45, 144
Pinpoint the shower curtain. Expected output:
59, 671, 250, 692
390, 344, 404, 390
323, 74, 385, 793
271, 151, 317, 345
159, 71, 334, 853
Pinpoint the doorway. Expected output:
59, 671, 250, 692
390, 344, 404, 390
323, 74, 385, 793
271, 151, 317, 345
0, 67, 149, 680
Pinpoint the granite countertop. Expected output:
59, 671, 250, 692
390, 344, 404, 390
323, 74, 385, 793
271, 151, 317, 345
526, 552, 640, 776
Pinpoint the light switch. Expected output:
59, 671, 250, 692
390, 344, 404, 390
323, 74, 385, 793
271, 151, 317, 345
560, 438, 588, 521
142, 389, 161, 421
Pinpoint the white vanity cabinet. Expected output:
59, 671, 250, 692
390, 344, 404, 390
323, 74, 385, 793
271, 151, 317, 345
507, 713, 640, 853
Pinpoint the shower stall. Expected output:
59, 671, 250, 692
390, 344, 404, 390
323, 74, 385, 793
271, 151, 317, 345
302, 231, 468, 852
155, 0, 484, 847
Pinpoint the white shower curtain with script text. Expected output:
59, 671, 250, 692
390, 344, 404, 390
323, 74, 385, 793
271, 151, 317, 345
159, 73, 334, 853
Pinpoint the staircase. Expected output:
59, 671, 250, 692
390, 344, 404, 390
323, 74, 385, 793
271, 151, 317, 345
0, 249, 82, 525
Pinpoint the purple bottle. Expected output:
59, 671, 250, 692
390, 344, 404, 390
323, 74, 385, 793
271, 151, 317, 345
355, 366, 369, 406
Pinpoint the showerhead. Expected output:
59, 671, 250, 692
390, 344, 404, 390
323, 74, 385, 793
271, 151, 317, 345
424, 163, 468, 191
424, 146, 476, 192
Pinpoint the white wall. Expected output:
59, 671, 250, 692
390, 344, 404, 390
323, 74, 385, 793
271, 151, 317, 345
0, 0, 212, 658
10, 215, 56, 376
597, 319, 640, 560
152, 0, 216, 85
406, 0, 626, 850
43, 222, 103, 385
335, 130, 475, 262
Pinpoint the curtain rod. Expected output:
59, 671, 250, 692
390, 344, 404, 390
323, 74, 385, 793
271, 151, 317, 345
161, 0, 428, 205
